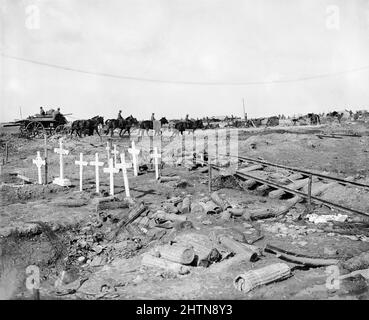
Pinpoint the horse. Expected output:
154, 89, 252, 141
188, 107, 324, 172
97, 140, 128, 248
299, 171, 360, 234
172, 119, 204, 136
307, 113, 321, 125
139, 117, 169, 136
70, 116, 104, 138
104, 115, 139, 137
326, 111, 344, 124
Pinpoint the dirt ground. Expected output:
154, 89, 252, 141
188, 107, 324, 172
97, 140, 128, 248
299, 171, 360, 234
1, 122, 369, 300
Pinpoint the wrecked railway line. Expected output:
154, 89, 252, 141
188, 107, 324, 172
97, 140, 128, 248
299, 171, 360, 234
211, 154, 369, 218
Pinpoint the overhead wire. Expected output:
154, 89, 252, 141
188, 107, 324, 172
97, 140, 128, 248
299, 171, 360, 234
2, 51, 369, 86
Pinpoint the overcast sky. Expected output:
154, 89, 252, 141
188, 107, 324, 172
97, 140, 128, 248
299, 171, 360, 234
1, 0, 369, 122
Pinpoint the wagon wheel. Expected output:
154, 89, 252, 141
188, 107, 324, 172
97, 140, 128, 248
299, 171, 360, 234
55, 124, 68, 135
26, 121, 46, 138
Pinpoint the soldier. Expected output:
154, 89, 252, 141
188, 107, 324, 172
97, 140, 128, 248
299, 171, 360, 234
185, 114, 189, 121
40, 107, 46, 116
117, 110, 123, 120
151, 113, 155, 121
52, 107, 60, 120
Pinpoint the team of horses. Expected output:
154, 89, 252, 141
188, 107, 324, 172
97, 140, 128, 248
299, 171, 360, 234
68, 110, 348, 138
69, 115, 205, 138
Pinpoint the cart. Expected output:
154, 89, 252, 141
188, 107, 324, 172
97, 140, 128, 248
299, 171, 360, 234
4, 113, 69, 138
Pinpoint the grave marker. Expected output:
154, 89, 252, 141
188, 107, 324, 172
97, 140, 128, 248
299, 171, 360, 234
32, 151, 45, 184
150, 147, 161, 180
111, 144, 119, 167
128, 140, 140, 176
116, 153, 132, 198
75, 153, 88, 192
106, 141, 111, 161
89, 153, 104, 193
53, 139, 71, 186
103, 158, 119, 196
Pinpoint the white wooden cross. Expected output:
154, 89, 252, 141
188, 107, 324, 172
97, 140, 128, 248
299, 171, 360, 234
75, 153, 88, 192
103, 158, 119, 196
89, 153, 104, 193
128, 140, 140, 176
106, 141, 111, 161
53, 139, 71, 186
111, 144, 119, 167
150, 147, 161, 180
32, 151, 45, 184
116, 153, 132, 198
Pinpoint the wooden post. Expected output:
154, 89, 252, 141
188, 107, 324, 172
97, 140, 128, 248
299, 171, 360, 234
44, 135, 48, 184
192, 134, 196, 166
5, 142, 8, 163
150, 135, 154, 169
215, 130, 219, 165
160, 134, 163, 175
307, 174, 312, 213
208, 157, 212, 193
226, 127, 230, 165
181, 134, 185, 165
204, 135, 208, 163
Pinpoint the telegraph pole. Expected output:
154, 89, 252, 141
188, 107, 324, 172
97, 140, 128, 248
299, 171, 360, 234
242, 98, 247, 120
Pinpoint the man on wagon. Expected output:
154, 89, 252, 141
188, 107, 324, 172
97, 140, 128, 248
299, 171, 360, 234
52, 108, 61, 120
39, 107, 46, 116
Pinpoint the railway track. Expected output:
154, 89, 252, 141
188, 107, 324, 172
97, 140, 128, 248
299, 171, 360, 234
207, 154, 369, 218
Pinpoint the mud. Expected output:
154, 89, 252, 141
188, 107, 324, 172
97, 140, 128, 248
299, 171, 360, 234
1, 123, 369, 300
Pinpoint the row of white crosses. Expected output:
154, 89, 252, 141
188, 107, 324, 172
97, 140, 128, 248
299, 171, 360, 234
32, 139, 161, 197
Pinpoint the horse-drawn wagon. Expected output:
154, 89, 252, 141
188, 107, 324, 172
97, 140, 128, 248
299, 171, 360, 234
3, 113, 69, 138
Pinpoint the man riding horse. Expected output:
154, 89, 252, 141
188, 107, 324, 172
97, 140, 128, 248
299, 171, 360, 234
139, 116, 169, 136
172, 118, 204, 135
105, 115, 138, 137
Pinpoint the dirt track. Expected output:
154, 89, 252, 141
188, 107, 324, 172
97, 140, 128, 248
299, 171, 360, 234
1, 122, 369, 300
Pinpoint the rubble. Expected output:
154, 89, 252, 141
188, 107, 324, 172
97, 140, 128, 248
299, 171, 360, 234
217, 235, 260, 262
174, 232, 223, 267
153, 244, 195, 265
3, 123, 369, 300
141, 253, 191, 275
234, 263, 291, 293
340, 251, 369, 272
306, 213, 348, 224
210, 191, 232, 211
265, 244, 339, 267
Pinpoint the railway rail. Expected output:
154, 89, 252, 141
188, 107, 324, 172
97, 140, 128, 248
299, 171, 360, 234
207, 154, 369, 218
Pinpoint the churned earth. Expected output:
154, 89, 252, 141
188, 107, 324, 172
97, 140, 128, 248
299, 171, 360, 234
1, 122, 369, 300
